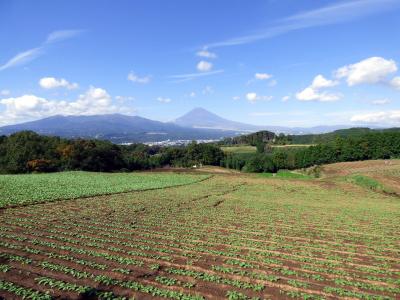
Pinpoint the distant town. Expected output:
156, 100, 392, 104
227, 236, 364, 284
142, 139, 220, 146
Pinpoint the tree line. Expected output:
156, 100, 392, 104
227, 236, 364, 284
0, 131, 224, 174
222, 131, 400, 173
273, 127, 400, 145
1, 130, 400, 174
221, 130, 276, 146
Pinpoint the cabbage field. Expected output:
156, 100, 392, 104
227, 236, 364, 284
0, 162, 399, 299
0, 171, 209, 208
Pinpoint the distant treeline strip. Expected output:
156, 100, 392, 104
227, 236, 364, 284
221, 127, 400, 145
223, 131, 400, 173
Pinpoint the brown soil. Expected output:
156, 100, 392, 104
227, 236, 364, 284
1, 172, 399, 299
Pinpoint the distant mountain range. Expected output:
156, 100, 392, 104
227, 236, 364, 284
0, 107, 377, 143
0, 113, 240, 143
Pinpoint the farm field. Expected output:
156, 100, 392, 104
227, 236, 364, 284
269, 144, 314, 148
0, 172, 209, 208
220, 144, 312, 155
221, 146, 257, 154
257, 170, 313, 180
0, 161, 400, 299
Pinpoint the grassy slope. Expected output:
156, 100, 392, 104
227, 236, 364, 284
346, 174, 394, 194
221, 144, 311, 154
257, 170, 313, 179
221, 145, 256, 154
0, 171, 209, 208
320, 160, 400, 195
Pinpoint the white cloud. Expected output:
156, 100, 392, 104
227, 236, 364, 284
0, 30, 83, 72
248, 73, 276, 86
66, 86, 122, 115
296, 88, 341, 102
296, 74, 340, 102
196, 49, 217, 59
391, 76, 400, 89
371, 99, 390, 105
282, 95, 290, 102
246, 92, 273, 103
197, 61, 213, 72
0, 89, 10, 96
157, 97, 172, 103
336, 57, 397, 86
255, 73, 272, 80
246, 93, 258, 102
350, 111, 400, 124
0, 86, 133, 125
232, 96, 240, 101
127, 71, 151, 84
39, 77, 79, 90
297, 57, 400, 103
311, 74, 338, 89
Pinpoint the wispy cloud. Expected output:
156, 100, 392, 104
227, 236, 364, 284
249, 111, 309, 117
351, 110, 400, 124
169, 69, 224, 79
371, 99, 391, 105
202, 85, 214, 95
249, 112, 280, 117
0, 29, 84, 71
205, 0, 400, 49
157, 97, 172, 103
168, 69, 224, 83
45, 30, 84, 44
0, 47, 42, 71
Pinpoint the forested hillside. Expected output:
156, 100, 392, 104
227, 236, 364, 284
223, 131, 400, 173
0, 131, 224, 174
276, 127, 400, 144
2, 130, 400, 175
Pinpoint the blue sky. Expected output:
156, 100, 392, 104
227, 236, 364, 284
1, 0, 400, 127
